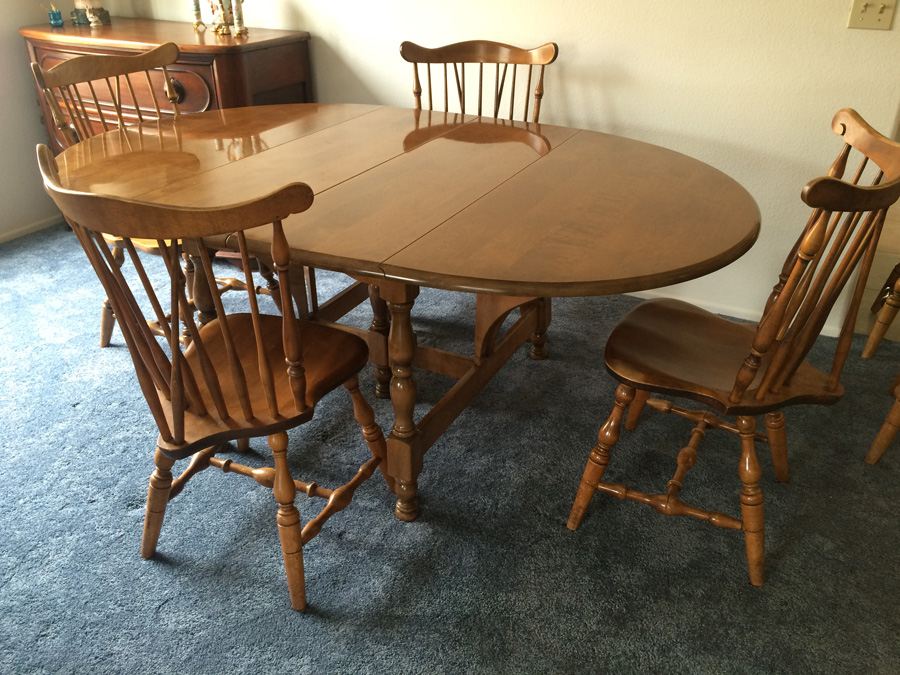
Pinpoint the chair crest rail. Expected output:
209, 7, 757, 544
400, 39, 559, 124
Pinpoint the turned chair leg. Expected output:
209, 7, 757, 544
99, 299, 116, 348
737, 416, 765, 587
344, 376, 393, 490
567, 384, 634, 531
764, 412, 789, 482
141, 447, 176, 559
863, 278, 900, 359
268, 431, 306, 611
625, 389, 650, 431
99, 242, 125, 347
866, 391, 900, 464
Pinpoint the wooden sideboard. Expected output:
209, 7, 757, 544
20, 17, 312, 153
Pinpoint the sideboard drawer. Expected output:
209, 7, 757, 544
20, 17, 313, 153
33, 46, 215, 122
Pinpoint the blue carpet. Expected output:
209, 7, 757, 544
0, 225, 898, 673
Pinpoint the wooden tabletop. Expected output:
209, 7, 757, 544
19, 17, 309, 54
55, 103, 761, 296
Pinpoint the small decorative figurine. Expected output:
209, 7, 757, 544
193, 0, 247, 37
232, 0, 246, 36
207, 0, 229, 35
191, 0, 206, 31
71, 0, 110, 27
71, 0, 90, 26
47, 3, 65, 27
89, 4, 111, 25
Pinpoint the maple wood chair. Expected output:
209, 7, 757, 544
31, 44, 277, 347
391, 39, 560, 362
566, 108, 900, 586
31, 42, 182, 150
399, 39, 559, 123
37, 143, 389, 612
866, 373, 900, 464
299, 39, 562, 395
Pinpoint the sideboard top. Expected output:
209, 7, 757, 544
19, 17, 310, 54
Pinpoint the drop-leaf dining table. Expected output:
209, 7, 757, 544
55, 103, 761, 520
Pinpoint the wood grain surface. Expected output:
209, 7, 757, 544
55, 103, 761, 296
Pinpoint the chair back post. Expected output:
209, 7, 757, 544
271, 219, 309, 414
400, 40, 558, 124
729, 109, 900, 404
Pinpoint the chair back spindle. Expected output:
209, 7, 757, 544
400, 40, 558, 124
37, 144, 316, 454
730, 109, 900, 404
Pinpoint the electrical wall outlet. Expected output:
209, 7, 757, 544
848, 1, 895, 29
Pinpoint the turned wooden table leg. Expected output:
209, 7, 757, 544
180, 253, 196, 344
189, 253, 216, 325
182, 252, 195, 305
257, 259, 282, 312
527, 297, 552, 360
381, 282, 421, 521
737, 416, 765, 587
369, 284, 392, 399
567, 384, 634, 530
140, 447, 175, 559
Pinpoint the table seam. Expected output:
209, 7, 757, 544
313, 115, 481, 199
123, 105, 384, 202
376, 128, 585, 274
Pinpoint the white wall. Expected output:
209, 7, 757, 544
51, 2, 900, 327
1, 2, 62, 242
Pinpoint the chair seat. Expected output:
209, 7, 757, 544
157, 314, 369, 455
604, 299, 842, 415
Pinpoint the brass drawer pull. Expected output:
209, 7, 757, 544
169, 77, 187, 104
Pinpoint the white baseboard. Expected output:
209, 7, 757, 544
0, 214, 63, 245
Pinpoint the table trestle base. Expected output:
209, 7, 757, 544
374, 283, 544, 520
